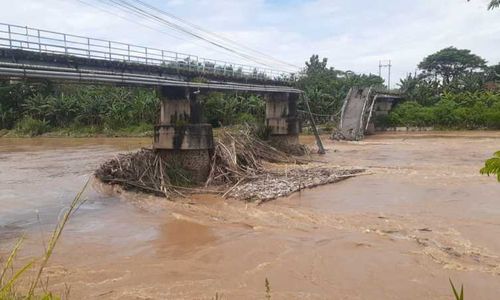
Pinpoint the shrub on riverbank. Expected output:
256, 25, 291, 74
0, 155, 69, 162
0, 82, 271, 136
14, 116, 51, 137
0, 82, 160, 136
384, 92, 500, 129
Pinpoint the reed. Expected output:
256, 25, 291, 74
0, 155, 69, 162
0, 179, 89, 300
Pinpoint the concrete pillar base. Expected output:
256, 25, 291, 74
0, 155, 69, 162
153, 124, 213, 183
268, 134, 305, 155
157, 149, 212, 184
269, 134, 299, 147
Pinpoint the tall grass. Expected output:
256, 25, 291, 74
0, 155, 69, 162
0, 179, 89, 299
450, 279, 464, 300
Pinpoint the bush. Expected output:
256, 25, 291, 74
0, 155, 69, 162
14, 117, 50, 136
385, 91, 500, 129
387, 102, 436, 127
202, 92, 265, 127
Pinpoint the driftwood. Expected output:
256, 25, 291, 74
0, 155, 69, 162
205, 128, 306, 186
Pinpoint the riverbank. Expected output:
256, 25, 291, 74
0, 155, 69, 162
0, 123, 154, 138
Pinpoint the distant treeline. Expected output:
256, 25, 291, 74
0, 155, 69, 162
0, 82, 159, 136
378, 92, 500, 129
384, 47, 500, 129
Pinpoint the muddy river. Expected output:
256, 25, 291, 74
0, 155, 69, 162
1, 132, 499, 299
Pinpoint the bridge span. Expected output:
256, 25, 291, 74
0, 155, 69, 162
0, 23, 300, 92
0, 23, 303, 181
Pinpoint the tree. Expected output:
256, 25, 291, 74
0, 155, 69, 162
418, 47, 486, 85
398, 73, 442, 105
305, 55, 329, 76
296, 55, 384, 116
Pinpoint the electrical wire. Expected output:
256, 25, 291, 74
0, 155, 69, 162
129, 0, 301, 70
74, 0, 299, 75
99, 0, 284, 69
74, 0, 256, 63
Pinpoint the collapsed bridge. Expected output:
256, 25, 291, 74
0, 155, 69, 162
338, 87, 403, 141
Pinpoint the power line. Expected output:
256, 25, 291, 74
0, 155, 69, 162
75, 0, 256, 64
75, 0, 192, 43
98, 0, 288, 70
130, 0, 301, 70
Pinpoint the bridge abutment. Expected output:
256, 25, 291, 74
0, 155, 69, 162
265, 92, 300, 148
153, 86, 214, 183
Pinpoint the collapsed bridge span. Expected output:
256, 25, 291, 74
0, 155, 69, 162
337, 87, 403, 141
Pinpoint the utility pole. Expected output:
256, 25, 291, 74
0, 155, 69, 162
378, 60, 392, 90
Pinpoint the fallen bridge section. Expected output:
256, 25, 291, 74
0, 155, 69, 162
338, 87, 373, 140
337, 87, 404, 140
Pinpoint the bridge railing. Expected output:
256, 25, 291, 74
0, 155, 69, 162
0, 23, 297, 82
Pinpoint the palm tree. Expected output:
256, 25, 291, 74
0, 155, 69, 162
481, 151, 500, 182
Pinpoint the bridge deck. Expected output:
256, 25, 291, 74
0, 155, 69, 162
0, 48, 301, 93
0, 23, 299, 93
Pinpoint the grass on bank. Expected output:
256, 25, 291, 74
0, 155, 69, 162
1, 118, 154, 138
0, 180, 89, 300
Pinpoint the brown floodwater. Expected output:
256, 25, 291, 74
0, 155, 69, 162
1, 132, 500, 299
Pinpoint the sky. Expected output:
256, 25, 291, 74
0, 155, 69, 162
0, 0, 498, 86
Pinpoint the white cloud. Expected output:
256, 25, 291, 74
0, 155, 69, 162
0, 0, 498, 86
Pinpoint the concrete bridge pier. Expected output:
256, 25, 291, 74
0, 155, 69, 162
153, 86, 214, 183
265, 92, 300, 148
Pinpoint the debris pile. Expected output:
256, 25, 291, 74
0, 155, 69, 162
95, 149, 187, 197
205, 129, 304, 186
95, 128, 365, 201
228, 167, 365, 202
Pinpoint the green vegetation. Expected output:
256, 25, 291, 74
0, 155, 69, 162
296, 55, 384, 116
380, 92, 500, 129
450, 279, 464, 300
203, 92, 266, 127
0, 81, 159, 137
418, 47, 486, 85
382, 47, 500, 129
14, 117, 50, 137
0, 80, 271, 136
0, 181, 88, 300
481, 151, 500, 181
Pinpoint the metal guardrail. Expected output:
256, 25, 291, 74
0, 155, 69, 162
0, 23, 296, 82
